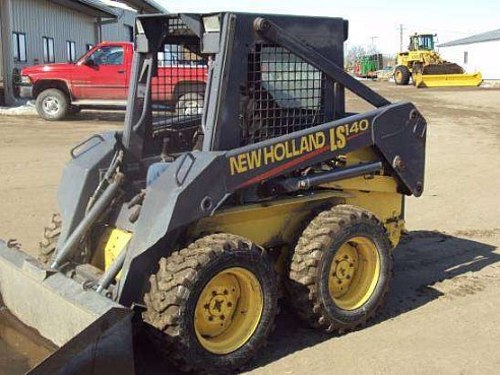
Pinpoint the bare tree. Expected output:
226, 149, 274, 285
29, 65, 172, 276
345, 45, 367, 67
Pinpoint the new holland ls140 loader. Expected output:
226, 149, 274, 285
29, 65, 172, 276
0, 13, 426, 374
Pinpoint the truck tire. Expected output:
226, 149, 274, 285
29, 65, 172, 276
36, 88, 70, 121
143, 233, 279, 373
394, 66, 410, 85
175, 92, 203, 116
286, 205, 392, 333
39, 213, 62, 264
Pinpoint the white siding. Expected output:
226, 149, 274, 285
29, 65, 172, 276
439, 40, 500, 80
11, 0, 97, 69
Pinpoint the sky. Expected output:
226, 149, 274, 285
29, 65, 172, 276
153, 0, 500, 55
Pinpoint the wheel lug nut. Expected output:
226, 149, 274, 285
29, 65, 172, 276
211, 291, 217, 297
223, 289, 229, 295
208, 316, 213, 321
204, 303, 209, 309
220, 315, 225, 320
346, 275, 351, 280
227, 302, 232, 307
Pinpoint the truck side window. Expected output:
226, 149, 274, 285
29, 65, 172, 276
88, 46, 124, 65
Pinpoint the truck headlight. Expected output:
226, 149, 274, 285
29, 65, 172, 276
20, 75, 32, 84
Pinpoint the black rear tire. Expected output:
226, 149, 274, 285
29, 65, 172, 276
143, 233, 279, 373
286, 205, 392, 333
394, 65, 411, 85
35, 88, 70, 121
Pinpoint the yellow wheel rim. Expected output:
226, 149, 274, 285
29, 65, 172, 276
328, 237, 380, 311
194, 267, 263, 354
395, 70, 402, 83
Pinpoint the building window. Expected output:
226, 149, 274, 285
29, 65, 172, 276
464, 51, 468, 65
12, 32, 27, 63
126, 25, 134, 42
67, 41, 76, 62
43, 37, 55, 63
86, 44, 94, 51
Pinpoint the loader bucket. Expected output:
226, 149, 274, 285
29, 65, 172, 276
414, 72, 482, 88
0, 240, 121, 346
27, 308, 136, 375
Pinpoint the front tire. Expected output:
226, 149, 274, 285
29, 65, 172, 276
143, 233, 279, 373
35, 88, 70, 121
394, 65, 410, 85
287, 205, 392, 333
39, 213, 62, 264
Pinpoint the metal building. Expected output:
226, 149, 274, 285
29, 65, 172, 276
0, 0, 164, 105
438, 29, 500, 81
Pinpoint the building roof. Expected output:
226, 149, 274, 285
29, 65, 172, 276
438, 29, 500, 47
48, 0, 119, 18
111, 0, 167, 13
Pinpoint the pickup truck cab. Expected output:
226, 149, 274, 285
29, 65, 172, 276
18, 41, 207, 121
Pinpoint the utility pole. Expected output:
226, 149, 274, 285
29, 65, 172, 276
368, 36, 378, 54
399, 24, 406, 52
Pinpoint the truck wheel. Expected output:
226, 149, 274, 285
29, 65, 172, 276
286, 205, 392, 333
39, 213, 62, 264
36, 88, 70, 121
143, 233, 279, 373
394, 66, 410, 85
175, 93, 203, 116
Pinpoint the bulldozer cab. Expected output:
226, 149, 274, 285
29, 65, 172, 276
409, 33, 435, 52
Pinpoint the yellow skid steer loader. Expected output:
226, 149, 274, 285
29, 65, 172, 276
1, 13, 427, 374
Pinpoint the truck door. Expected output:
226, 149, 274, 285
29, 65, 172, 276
72, 45, 127, 100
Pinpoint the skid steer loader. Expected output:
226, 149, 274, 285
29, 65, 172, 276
0, 13, 427, 373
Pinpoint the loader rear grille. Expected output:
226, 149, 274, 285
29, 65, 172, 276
241, 44, 326, 145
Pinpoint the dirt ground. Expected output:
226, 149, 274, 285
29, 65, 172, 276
0, 82, 499, 374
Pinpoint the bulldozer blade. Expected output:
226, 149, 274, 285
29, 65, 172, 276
0, 240, 121, 346
414, 72, 482, 88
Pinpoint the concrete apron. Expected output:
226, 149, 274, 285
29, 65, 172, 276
0, 240, 121, 347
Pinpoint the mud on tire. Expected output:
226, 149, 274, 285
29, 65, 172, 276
143, 233, 279, 373
39, 213, 62, 264
286, 205, 392, 334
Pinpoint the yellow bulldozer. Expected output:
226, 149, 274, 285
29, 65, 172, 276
394, 33, 482, 88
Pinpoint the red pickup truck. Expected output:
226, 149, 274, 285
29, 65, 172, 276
18, 41, 207, 121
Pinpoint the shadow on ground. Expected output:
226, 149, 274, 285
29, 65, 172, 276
67, 110, 126, 123
244, 230, 500, 372
8, 231, 499, 375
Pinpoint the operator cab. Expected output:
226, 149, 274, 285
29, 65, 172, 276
409, 33, 436, 51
